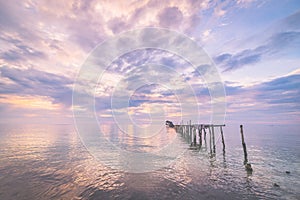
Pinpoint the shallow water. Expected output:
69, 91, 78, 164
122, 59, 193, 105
0, 123, 299, 199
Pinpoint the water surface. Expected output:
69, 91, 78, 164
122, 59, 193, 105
0, 123, 299, 199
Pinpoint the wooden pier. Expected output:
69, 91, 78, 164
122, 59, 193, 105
174, 123, 226, 154
174, 122, 252, 171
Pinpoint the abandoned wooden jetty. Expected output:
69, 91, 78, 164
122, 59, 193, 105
174, 121, 225, 154
173, 121, 253, 171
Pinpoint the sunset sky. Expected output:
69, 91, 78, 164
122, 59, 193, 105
0, 0, 299, 125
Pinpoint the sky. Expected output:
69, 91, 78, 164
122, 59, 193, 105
0, 0, 299, 125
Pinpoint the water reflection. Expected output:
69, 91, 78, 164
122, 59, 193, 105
0, 124, 299, 199
100, 124, 178, 153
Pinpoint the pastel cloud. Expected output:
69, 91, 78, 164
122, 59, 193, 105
158, 7, 183, 28
214, 10, 300, 72
225, 73, 300, 124
0, 0, 299, 125
0, 66, 73, 107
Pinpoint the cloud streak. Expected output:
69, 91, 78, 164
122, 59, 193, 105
0, 0, 299, 124
0, 66, 73, 107
225, 73, 300, 123
214, 10, 300, 72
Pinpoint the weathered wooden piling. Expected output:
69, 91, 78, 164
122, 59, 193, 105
193, 127, 197, 146
220, 126, 225, 152
208, 126, 212, 154
189, 120, 191, 136
212, 126, 216, 153
199, 125, 202, 148
203, 127, 206, 147
240, 125, 248, 164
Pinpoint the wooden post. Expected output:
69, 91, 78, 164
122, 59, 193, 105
208, 126, 212, 154
188, 125, 191, 144
186, 122, 188, 141
203, 127, 207, 149
193, 126, 197, 146
199, 125, 202, 148
189, 120, 192, 141
189, 125, 191, 143
220, 126, 225, 152
212, 125, 216, 153
240, 125, 248, 164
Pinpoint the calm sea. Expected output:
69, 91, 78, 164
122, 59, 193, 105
0, 123, 299, 200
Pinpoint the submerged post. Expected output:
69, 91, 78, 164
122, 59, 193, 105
189, 120, 191, 136
203, 127, 207, 149
199, 125, 202, 148
212, 125, 216, 153
220, 126, 225, 152
208, 126, 212, 154
193, 126, 197, 146
240, 125, 248, 164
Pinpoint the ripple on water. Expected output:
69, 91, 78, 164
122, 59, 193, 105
0, 124, 299, 200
